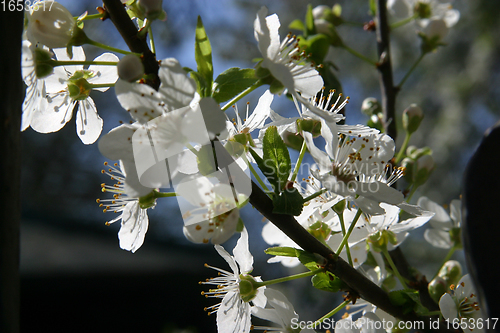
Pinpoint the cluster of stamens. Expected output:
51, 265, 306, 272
199, 263, 239, 315
96, 162, 136, 225
313, 87, 350, 116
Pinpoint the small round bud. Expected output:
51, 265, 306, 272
402, 104, 424, 134
361, 97, 381, 116
428, 276, 447, 304
438, 260, 462, 286
27, 1, 76, 48
312, 5, 331, 20
314, 19, 332, 36
117, 54, 145, 82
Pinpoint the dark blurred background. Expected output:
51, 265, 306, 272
20, 0, 499, 332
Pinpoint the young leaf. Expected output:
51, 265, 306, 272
311, 272, 344, 293
262, 126, 291, 193
272, 188, 304, 216
305, 4, 316, 37
289, 19, 305, 33
248, 147, 275, 191
195, 16, 213, 97
297, 249, 323, 271
212, 68, 258, 103
265, 246, 299, 257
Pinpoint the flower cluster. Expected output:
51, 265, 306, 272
20, 1, 481, 333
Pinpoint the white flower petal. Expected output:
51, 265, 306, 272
98, 124, 136, 161
115, 79, 166, 123
217, 291, 252, 333
76, 98, 103, 144
233, 228, 253, 274
88, 53, 120, 91
439, 293, 458, 320
424, 229, 452, 249
158, 57, 196, 110
118, 201, 149, 253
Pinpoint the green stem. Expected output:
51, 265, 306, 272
290, 138, 307, 183
90, 83, 115, 89
383, 248, 409, 289
342, 44, 377, 66
338, 212, 353, 266
312, 300, 350, 328
397, 53, 425, 89
76, 13, 106, 21
335, 209, 363, 256
395, 131, 412, 164
138, 19, 152, 39
86, 38, 140, 56
257, 268, 324, 287
148, 25, 156, 55
51, 60, 118, 67
431, 246, 457, 281
303, 189, 327, 203
406, 185, 418, 203
390, 14, 417, 29
221, 80, 264, 111
153, 191, 177, 198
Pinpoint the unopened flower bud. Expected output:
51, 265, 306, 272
413, 154, 435, 185
117, 54, 144, 82
314, 19, 332, 36
28, 1, 75, 48
361, 97, 381, 116
438, 260, 462, 286
423, 19, 448, 41
428, 276, 447, 303
312, 5, 331, 20
402, 104, 424, 134
138, 0, 166, 20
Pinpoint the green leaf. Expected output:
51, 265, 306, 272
248, 147, 275, 191
189, 71, 208, 98
304, 34, 331, 65
389, 290, 428, 315
288, 19, 305, 33
305, 4, 316, 38
212, 68, 258, 103
297, 249, 322, 271
311, 272, 344, 293
262, 126, 291, 193
265, 246, 299, 257
195, 16, 213, 97
272, 188, 304, 216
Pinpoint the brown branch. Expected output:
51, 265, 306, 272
101, 0, 160, 90
0, 9, 24, 333
376, 0, 397, 141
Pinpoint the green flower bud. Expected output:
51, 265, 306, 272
438, 260, 462, 286
414, 2, 432, 19
428, 276, 447, 304
419, 19, 448, 54
402, 104, 424, 134
412, 154, 435, 186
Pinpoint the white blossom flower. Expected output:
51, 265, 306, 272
29, 46, 118, 144
327, 203, 433, 264
439, 274, 484, 332
303, 128, 406, 215
177, 174, 248, 244
201, 228, 266, 333
97, 161, 155, 253
417, 197, 461, 249
254, 7, 328, 117
387, 0, 459, 29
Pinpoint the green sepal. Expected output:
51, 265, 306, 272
262, 126, 291, 193
195, 16, 213, 97
297, 34, 330, 65
33, 49, 55, 78
212, 67, 258, 103
289, 19, 305, 32
269, 79, 285, 95
311, 272, 344, 293
189, 71, 209, 98
138, 191, 157, 209
255, 65, 271, 79
272, 188, 304, 216
265, 246, 299, 257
